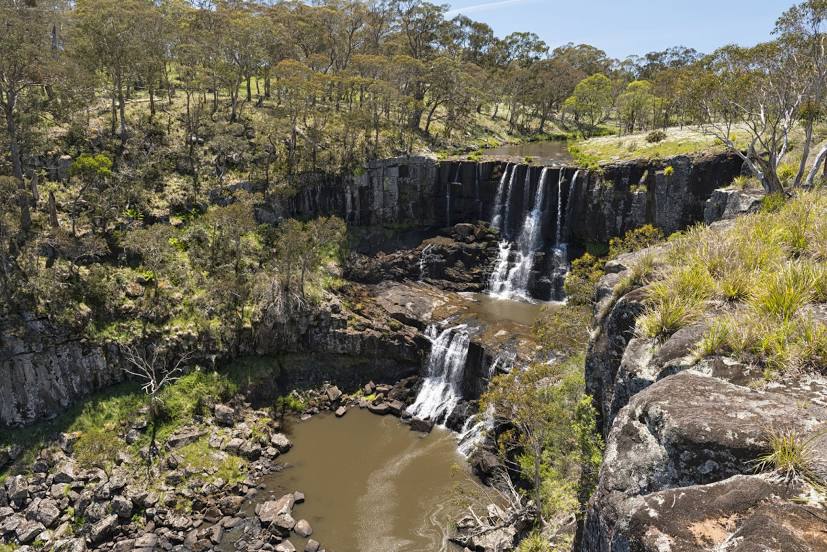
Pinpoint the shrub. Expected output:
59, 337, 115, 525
663, 165, 674, 177
646, 130, 667, 143
516, 533, 552, 552
750, 266, 812, 321
777, 163, 797, 185
564, 253, 604, 306
694, 319, 732, 359
608, 225, 664, 258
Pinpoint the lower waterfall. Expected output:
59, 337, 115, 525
407, 325, 471, 425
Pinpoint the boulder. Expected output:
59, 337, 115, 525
166, 429, 205, 449
111, 495, 133, 519
33, 498, 61, 527
293, 491, 305, 504
214, 404, 235, 427
409, 418, 434, 434
335, 406, 348, 418
275, 541, 297, 552
368, 402, 391, 415
52, 538, 87, 552
325, 386, 342, 403
387, 400, 405, 416
90, 514, 119, 544
7, 475, 28, 507
304, 539, 320, 552
270, 433, 293, 453
133, 532, 158, 550
16, 519, 46, 544
294, 519, 312, 537
257, 494, 295, 526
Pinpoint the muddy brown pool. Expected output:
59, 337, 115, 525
230, 408, 486, 552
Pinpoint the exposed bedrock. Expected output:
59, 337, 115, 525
582, 250, 827, 552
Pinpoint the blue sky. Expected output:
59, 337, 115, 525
444, 0, 797, 59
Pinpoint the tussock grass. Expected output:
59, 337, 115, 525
754, 428, 826, 491
636, 189, 827, 376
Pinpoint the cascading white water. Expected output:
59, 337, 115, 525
419, 244, 435, 281
407, 325, 471, 424
490, 164, 513, 231
488, 167, 550, 300
555, 169, 566, 246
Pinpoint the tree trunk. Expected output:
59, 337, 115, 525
805, 144, 827, 187
246, 77, 252, 102
118, 77, 127, 145
4, 93, 30, 232
795, 120, 814, 188
30, 172, 39, 205
48, 191, 59, 228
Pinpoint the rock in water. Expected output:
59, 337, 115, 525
294, 519, 313, 537
409, 418, 434, 433
335, 406, 347, 417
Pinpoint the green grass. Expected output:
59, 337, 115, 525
754, 428, 826, 490
178, 437, 247, 485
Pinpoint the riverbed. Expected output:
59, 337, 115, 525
228, 409, 487, 552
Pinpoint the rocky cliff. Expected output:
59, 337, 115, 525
264, 152, 743, 249
581, 246, 827, 552
0, 292, 424, 428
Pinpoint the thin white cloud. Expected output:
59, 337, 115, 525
445, 0, 533, 17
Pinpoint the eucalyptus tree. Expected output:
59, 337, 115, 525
564, 73, 614, 137
774, 0, 827, 187
0, 0, 66, 231
693, 43, 809, 194
72, 0, 156, 145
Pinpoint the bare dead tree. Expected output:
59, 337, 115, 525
122, 344, 192, 468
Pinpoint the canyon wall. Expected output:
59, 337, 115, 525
1, 151, 743, 428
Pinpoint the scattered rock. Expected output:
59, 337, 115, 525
275, 540, 297, 552
7, 475, 28, 507
33, 498, 61, 527
16, 519, 46, 544
325, 386, 342, 403
257, 494, 295, 526
294, 519, 312, 537
270, 433, 293, 453
111, 495, 133, 519
335, 406, 348, 417
304, 539, 320, 552
368, 402, 391, 415
214, 404, 236, 427
293, 491, 305, 504
166, 429, 205, 449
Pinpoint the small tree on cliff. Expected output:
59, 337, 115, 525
122, 344, 192, 469
481, 356, 602, 532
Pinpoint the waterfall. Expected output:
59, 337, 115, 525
488, 167, 550, 300
407, 325, 471, 425
490, 164, 513, 231
419, 244, 435, 281
562, 169, 582, 241
447, 163, 462, 228
555, 169, 566, 246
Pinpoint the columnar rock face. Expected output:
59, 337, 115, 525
581, 250, 827, 552
264, 153, 744, 251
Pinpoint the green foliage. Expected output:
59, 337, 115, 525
563, 253, 604, 306
159, 370, 237, 423
70, 153, 113, 180
482, 354, 603, 528
663, 165, 674, 177
533, 304, 591, 356
731, 175, 761, 190
761, 193, 787, 213
516, 533, 552, 552
275, 393, 307, 415
608, 225, 664, 258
